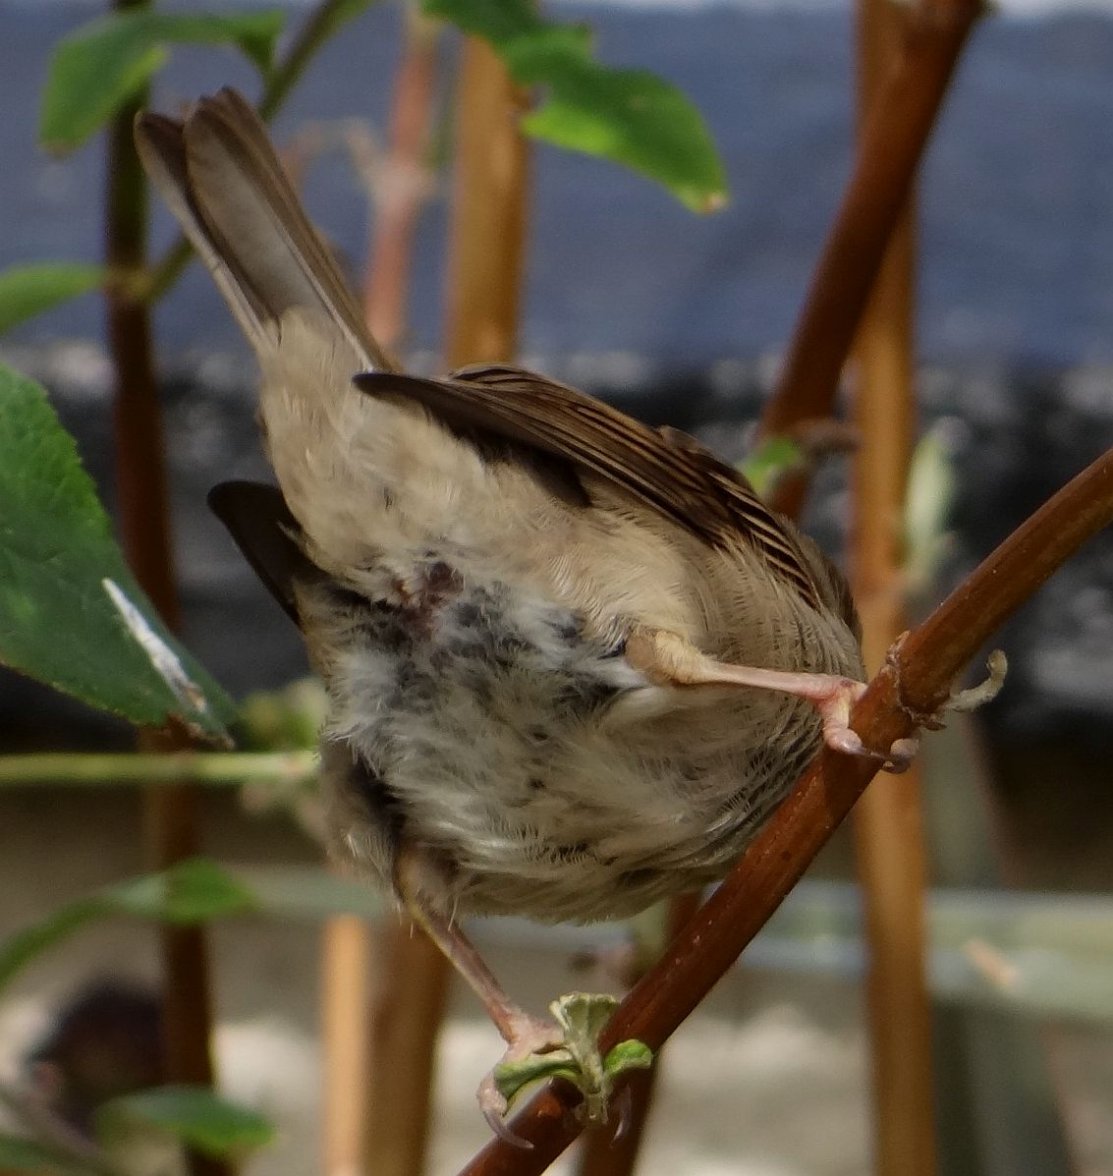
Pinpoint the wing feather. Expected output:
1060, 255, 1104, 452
354, 364, 835, 615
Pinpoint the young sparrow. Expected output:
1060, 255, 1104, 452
136, 89, 895, 1135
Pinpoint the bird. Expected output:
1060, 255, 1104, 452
135, 88, 896, 1135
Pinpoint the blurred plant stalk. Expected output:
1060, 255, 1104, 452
103, 4, 223, 1174
849, 0, 935, 1167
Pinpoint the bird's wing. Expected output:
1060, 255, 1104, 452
355, 363, 840, 618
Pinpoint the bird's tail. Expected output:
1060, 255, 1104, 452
134, 88, 392, 373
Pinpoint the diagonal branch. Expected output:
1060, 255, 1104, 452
453, 448, 1113, 1174
760, 0, 986, 444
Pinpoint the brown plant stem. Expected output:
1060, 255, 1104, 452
105, 6, 222, 1176
321, 915, 371, 1176
574, 894, 701, 1176
452, 449, 1113, 1175
849, 0, 936, 1170
443, 38, 531, 368
361, 10, 441, 349
760, 0, 986, 513
363, 923, 454, 1176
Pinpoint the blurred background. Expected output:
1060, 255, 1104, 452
0, 1, 1111, 1174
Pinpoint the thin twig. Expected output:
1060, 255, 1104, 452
105, 4, 222, 1174
360, 9, 441, 350
759, 0, 986, 508
0, 751, 316, 788
452, 448, 1113, 1175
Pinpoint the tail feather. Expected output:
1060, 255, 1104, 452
135, 88, 393, 372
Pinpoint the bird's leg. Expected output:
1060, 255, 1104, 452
406, 900, 565, 1144
624, 628, 918, 770
396, 850, 635, 1145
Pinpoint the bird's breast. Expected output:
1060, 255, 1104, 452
305, 554, 825, 924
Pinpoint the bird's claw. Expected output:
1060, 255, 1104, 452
946, 649, 1008, 713
885, 642, 1009, 729
815, 679, 915, 773
480, 994, 653, 1144
824, 648, 1008, 773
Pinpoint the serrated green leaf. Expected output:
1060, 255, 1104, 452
550, 992, 619, 1053
96, 1087, 274, 1159
41, 10, 286, 151
0, 365, 235, 740
509, 993, 639, 1124
0, 264, 105, 335
425, 0, 726, 211
522, 64, 726, 213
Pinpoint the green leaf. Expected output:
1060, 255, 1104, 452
0, 859, 257, 992
96, 1087, 274, 1159
0, 365, 235, 740
110, 858, 259, 924
493, 1048, 579, 1104
425, 0, 726, 211
736, 435, 806, 500
0, 861, 389, 996
0, 1134, 87, 1174
603, 1038, 654, 1079
0, 896, 112, 993
551, 992, 619, 1056
904, 422, 958, 591
492, 993, 651, 1123
0, 264, 105, 335
41, 10, 286, 151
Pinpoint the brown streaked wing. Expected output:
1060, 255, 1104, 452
353, 363, 828, 612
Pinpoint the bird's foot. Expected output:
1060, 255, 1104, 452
481, 994, 653, 1147
886, 643, 1009, 731
624, 629, 915, 770
801, 675, 919, 773
806, 647, 1008, 771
